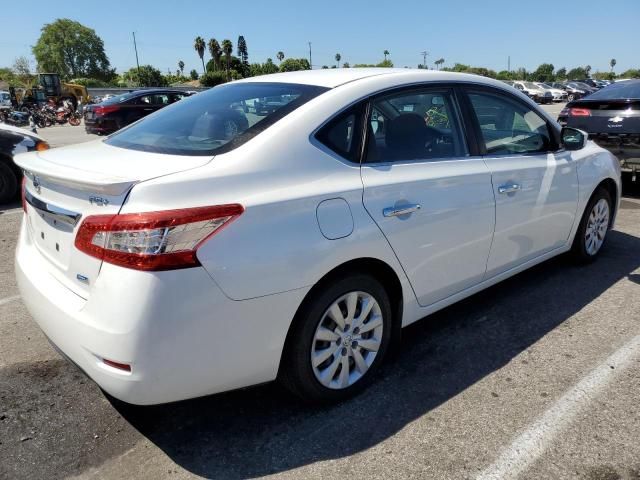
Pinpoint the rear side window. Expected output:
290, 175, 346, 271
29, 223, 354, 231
468, 91, 553, 155
106, 82, 328, 156
315, 106, 364, 162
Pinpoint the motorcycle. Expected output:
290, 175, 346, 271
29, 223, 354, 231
0, 109, 31, 127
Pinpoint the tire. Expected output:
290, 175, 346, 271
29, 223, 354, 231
69, 115, 81, 126
0, 161, 19, 204
571, 187, 613, 263
280, 273, 393, 403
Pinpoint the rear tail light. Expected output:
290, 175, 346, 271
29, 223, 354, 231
102, 358, 131, 372
75, 204, 244, 271
93, 105, 120, 116
570, 108, 591, 117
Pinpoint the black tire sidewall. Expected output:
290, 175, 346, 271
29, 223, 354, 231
281, 274, 393, 403
572, 188, 613, 262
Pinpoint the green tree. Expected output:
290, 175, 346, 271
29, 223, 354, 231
496, 70, 514, 80
194, 36, 206, 74
277, 51, 285, 63
237, 35, 249, 75
279, 58, 311, 72
335, 53, 341, 67
619, 68, 640, 78
200, 71, 227, 87
32, 18, 114, 80
262, 58, 278, 74
567, 67, 587, 80
12, 56, 34, 85
207, 56, 244, 76
383, 50, 389, 61
221, 39, 233, 80
434, 58, 445, 70
207, 39, 222, 71
531, 63, 555, 82
122, 65, 167, 87
556, 67, 567, 80
189, 69, 199, 80
178, 60, 185, 76
610, 58, 617, 73
376, 59, 393, 68
342, 62, 350, 68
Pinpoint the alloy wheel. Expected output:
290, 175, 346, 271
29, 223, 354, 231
585, 198, 610, 255
310, 291, 384, 389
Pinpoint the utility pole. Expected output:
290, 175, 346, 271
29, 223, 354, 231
132, 32, 141, 86
508, 55, 511, 72
308, 42, 312, 69
420, 51, 429, 69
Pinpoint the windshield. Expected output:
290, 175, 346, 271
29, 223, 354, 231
106, 82, 328, 156
524, 82, 539, 89
584, 81, 640, 100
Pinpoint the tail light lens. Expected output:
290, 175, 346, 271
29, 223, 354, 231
75, 204, 244, 271
94, 105, 120, 116
570, 108, 591, 117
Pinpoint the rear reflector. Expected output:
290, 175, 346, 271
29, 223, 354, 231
102, 359, 131, 372
75, 204, 244, 271
570, 108, 591, 117
21, 176, 27, 213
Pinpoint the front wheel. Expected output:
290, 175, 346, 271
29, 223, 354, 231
280, 274, 393, 403
571, 188, 613, 263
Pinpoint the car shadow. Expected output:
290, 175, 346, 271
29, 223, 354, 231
0, 200, 20, 213
111, 229, 640, 480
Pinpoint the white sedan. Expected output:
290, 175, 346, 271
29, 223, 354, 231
14, 69, 621, 405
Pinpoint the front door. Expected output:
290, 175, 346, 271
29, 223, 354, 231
360, 87, 495, 307
465, 89, 579, 277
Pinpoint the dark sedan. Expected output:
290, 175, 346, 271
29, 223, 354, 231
558, 80, 640, 179
84, 89, 191, 135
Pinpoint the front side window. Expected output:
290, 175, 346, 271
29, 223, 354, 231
106, 82, 328, 156
365, 89, 465, 163
468, 91, 553, 155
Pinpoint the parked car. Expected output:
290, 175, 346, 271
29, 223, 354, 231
534, 82, 567, 102
0, 90, 12, 108
15, 69, 620, 405
548, 82, 588, 102
0, 123, 48, 203
512, 81, 553, 103
567, 81, 598, 96
83, 89, 192, 134
578, 79, 603, 89
558, 80, 640, 180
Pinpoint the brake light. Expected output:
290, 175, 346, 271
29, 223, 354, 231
570, 108, 591, 117
75, 204, 244, 271
93, 105, 120, 116
21, 176, 27, 213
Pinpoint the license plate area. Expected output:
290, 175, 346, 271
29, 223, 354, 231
28, 208, 76, 269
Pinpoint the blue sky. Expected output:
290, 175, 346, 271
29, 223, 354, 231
2, 0, 638, 76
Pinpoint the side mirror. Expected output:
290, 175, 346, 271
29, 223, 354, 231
562, 127, 588, 151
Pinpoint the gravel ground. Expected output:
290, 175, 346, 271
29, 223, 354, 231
1, 106, 640, 480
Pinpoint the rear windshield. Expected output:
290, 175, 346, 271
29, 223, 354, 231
102, 92, 137, 104
105, 82, 328, 156
585, 81, 640, 100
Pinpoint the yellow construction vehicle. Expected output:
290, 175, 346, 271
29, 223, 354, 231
35, 73, 90, 109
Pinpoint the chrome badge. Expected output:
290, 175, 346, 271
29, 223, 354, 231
608, 116, 624, 124
89, 196, 109, 206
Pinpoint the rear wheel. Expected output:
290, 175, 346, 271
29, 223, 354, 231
571, 188, 612, 263
280, 274, 393, 403
0, 161, 19, 203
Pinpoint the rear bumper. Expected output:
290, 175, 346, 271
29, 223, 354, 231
15, 218, 307, 405
591, 136, 640, 171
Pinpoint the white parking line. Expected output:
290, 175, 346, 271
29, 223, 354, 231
0, 295, 20, 306
476, 334, 640, 480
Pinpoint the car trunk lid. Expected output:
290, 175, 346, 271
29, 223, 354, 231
567, 99, 640, 135
14, 139, 213, 299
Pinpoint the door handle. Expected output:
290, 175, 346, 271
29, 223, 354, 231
498, 183, 521, 194
383, 204, 421, 217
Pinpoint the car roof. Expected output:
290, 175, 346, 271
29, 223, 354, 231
0, 122, 45, 141
235, 68, 509, 89
130, 88, 186, 95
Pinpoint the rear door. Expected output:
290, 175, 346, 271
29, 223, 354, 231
464, 87, 579, 277
360, 86, 495, 307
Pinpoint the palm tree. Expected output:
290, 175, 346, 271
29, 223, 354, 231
221, 39, 233, 80
208, 38, 222, 71
335, 53, 341, 68
383, 50, 390, 61
194, 36, 206, 74
277, 51, 285, 63
585, 65, 592, 77
434, 58, 445, 70
178, 60, 185, 76
610, 58, 617, 73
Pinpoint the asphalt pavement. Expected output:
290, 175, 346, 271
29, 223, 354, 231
1, 107, 640, 480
